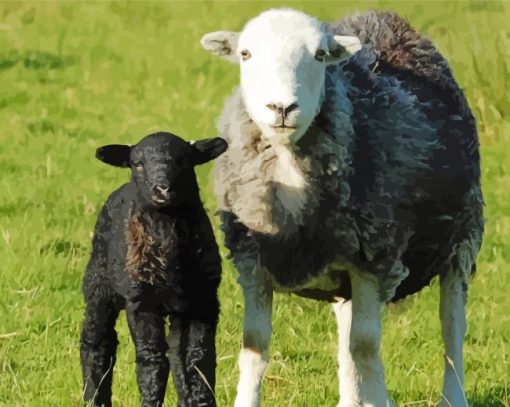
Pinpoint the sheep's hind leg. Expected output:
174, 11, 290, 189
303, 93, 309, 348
333, 272, 391, 407
234, 264, 273, 407
439, 243, 473, 407
126, 303, 169, 407
80, 296, 121, 407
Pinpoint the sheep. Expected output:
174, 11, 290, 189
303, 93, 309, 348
80, 132, 228, 407
201, 8, 483, 407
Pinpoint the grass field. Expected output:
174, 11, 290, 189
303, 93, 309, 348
0, 1, 509, 406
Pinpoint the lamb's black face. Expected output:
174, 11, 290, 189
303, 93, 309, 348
96, 132, 228, 208
129, 134, 195, 206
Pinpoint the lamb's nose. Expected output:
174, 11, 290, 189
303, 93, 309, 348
266, 102, 299, 117
154, 185, 170, 196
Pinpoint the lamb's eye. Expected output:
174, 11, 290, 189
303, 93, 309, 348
315, 49, 327, 61
240, 50, 251, 61
134, 163, 144, 172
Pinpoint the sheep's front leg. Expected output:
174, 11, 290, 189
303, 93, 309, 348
332, 272, 390, 407
168, 316, 218, 406
234, 265, 273, 407
126, 302, 170, 407
439, 255, 471, 407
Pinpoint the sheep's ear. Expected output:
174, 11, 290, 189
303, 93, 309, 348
191, 137, 228, 165
96, 144, 131, 168
200, 31, 240, 64
324, 35, 362, 64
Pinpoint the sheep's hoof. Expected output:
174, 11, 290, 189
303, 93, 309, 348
439, 394, 469, 407
336, 399, 395, 407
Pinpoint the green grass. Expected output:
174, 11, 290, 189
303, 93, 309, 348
0, 1, 509, 406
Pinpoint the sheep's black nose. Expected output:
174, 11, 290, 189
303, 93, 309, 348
266, 102, 299, 118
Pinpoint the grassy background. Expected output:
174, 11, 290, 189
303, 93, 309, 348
0, 1, 509, 406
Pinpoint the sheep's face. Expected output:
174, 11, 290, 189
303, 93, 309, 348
96, 132, 228, 208
201, 8, 361, 143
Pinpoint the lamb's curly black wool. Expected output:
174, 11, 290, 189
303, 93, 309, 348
80, 132, 227, 407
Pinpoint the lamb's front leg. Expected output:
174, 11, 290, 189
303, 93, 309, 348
168, 316, 218, 406
333, 272, 391, 407
126, 302, 170, 407
80, 299, 120, 407
234, 265, 273, 407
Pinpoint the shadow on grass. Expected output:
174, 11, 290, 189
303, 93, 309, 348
39, 238, 87, 257
0, 49, 75, 71
469, 385, 509, 407
391, 385, 509, 406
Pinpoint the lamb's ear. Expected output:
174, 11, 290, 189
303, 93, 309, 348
95, 144, 131, 168
200, 31, 240, 63
324, 35, 362, 64
191, 137, 228, 165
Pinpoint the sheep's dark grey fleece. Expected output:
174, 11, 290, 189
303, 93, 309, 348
215, 11, 483, 302
80, 132, 227, 407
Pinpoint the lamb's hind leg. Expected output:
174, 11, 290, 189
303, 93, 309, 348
234, 263, 273, 407
439, 242, 474, 407
332, 272, 390, 407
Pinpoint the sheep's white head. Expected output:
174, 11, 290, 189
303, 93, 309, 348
201, 8, 361, 143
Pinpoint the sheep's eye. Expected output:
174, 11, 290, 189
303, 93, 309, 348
315, 49, 327, 61
240, 50, 251, 61
134, 163, 144, 171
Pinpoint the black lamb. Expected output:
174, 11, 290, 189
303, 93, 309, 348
80, 132, 228, 407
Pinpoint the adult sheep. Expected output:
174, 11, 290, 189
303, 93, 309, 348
201, 8, 483, 407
